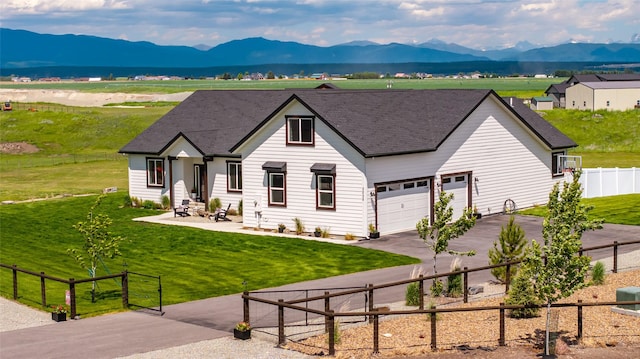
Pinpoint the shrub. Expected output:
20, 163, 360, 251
161, 195, 170, 210
488, 216, 527, 283
123, 194, 133, 208
321, 227, 330, 238
591, 261, 606, 285
142, 200, 157, 209
405, 282, 421, 306
344, 233, 356, 241
226, 208, 238, 216
446, 258, 463, 298
238, 199, 243, 216
430, 279, 444, 297
293, 217, 305, 235
505, 272, 540, 318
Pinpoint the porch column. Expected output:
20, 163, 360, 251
203, 156, 213, 208
168, 156, 177, 208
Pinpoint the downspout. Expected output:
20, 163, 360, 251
168, 156, 177, 208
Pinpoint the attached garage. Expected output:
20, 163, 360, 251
442, 173, 470, 220
376, 178, 432, 234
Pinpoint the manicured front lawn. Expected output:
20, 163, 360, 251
0, 194, 419, 316
519, 193, 640, 225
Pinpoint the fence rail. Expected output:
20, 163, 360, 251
242, 239, 640, 355
0, 265, 162, 318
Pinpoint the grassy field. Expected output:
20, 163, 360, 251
1, 77, 560, 95
0, 194, 419, 316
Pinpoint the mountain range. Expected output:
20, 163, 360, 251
2, 28, 640, 70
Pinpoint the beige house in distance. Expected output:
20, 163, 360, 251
566, 81, 640, 111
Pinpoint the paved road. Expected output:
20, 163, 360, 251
1, 214, 638, 358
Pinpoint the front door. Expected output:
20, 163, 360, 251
194, 164, 205, 202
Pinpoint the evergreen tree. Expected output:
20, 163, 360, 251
488, 216, 527, 283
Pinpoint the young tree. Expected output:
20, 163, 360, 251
416, 191, 476, 291
521, 171, 603, 355
488, 216, 527, 283
68, 194, 127, 302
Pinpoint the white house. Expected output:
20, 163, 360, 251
120, 86, 577, 237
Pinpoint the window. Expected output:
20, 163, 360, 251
227, 162, 242, 192
316, 175, 335, 209
287, 116, 314, 145
147, 158, 164, 187
551, 151, 566, 176
269, 173, 286, 206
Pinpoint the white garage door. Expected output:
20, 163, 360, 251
442, 174, 468, 220
377, 179, 430, 235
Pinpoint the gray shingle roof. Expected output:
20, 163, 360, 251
120, 88, 576, 157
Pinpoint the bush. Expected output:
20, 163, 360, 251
293, 217, 305, 235
238, 199, 243, 216
142, 200, 157, 209
209, 197, 222, 212
430, 279, 444, 297
123, 194, 133, 208
446, 258, 463, 297
344, 233, 356, 241
161, 195, 170, 210
505, 272, 540, 318
591, 261, 606, 285
321, 227, 330, 238
405, 282, 421, 306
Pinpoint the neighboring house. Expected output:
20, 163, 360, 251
545, 73, 640, 108
530, 96, 554, 110
566, 81, 640, 111
120, 87, 577, 237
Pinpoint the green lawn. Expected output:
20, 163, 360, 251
0, 194, 419, 316
519, 194, 640, 225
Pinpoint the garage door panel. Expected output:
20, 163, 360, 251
378, 181, 430, 235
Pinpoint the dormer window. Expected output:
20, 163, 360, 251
286, 116, 314, 145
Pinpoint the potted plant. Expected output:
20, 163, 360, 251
473, 205, 482, 219
368, 223, 380, 239
190, 187, 197, 200
278, 223, 286, 233
51, 304, 68, 322
234, 321, 252, 340
314, 226, 322, 237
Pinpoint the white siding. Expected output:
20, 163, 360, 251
127, 154, 169, 204
208, 158, 243, 211
237, 101, 368, 236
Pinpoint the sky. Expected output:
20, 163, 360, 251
1, 0, 639, 50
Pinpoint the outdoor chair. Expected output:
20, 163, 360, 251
213, 203, 232, 222
174, 199, 191, 217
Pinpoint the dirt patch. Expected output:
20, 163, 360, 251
0, 142, 40, 154
286, 270, 640, 358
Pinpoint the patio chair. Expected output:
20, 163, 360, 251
174, 199, 191, 217
213, 203, 232, 222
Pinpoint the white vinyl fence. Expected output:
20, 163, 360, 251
579, 168, 640, 198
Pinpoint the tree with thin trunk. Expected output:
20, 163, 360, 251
521, 171, 603, 355
68, 194, 126, 302
416, 191, 476, 292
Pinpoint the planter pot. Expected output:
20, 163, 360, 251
278, 228, 285, 233
369, 232, 380, 239
234, 329, 251, 340
52, 312, 66, 322
473, 213, 482, 219
314, 231, 321, 237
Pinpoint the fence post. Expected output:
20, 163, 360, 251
430, 304, 437, 350
40, 272, 47, 308
368, 284, 374, 324
419, 274, 424, 310
158, 275, 163, 315
463, 267, 468, 303
12, 264, 18, 300
577, 300, 583, 339
505, 264, 511, 294
499, 303, 505, 346
373, 312, 380, 354
69, 278, 76, 319
613, 241, 618, 273
328, 310, 335, 356
122, 271, 129, 309
324, 291, 330, 333
278, 299, 285, 347
243, 291, 250, 324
